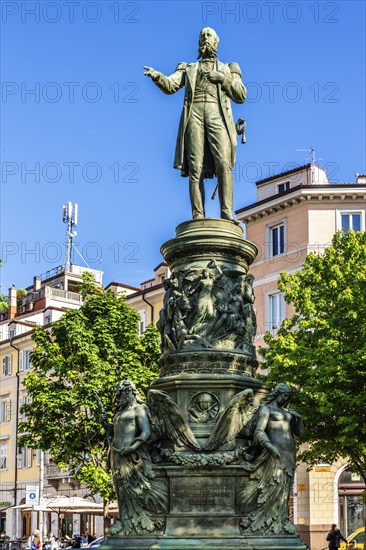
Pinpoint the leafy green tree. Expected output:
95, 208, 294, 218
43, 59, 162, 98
16, 289, 26, 306
19, 273, 160, 517
0, 295, 7, 312
261, 231, 366, 494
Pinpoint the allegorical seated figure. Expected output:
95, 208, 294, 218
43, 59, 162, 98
239, 383, 303, 535
144, 27, 246, 222
100, 380, 167, 536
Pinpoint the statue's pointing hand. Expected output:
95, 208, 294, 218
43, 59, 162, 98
206, 70, 225, 84
144, 66, 160, 81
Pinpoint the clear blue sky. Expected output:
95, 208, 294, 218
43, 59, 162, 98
1, 0, 365, 292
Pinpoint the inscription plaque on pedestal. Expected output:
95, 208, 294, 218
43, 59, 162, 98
170, 475, 234, 514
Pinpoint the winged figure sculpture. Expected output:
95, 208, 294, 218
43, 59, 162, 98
148, 389, 201, 450
204, 388, 259, 451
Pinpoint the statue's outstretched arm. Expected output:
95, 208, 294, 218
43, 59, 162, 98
221, 62, 247, 104
144, 63, 186, 95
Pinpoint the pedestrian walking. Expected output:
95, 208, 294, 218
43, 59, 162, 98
326, 524, 347, 549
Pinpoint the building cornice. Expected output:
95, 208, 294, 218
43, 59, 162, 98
236, 184, 366, 222
105, 281, 140, 292
126, 283, 164, 301
8, 320, 38, 328
0, 329, 35, 347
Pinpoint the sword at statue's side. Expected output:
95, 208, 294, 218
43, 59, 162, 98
211, 118, 247, 200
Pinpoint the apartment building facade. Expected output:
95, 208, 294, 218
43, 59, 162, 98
236, 164, 366, 549
0, 265, 103, 540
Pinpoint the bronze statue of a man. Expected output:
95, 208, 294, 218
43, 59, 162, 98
144, 27, 246, 222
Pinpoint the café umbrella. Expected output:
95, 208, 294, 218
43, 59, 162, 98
13, 496, 104, 538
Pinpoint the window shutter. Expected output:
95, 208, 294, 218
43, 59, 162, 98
17, 449, 22, 469
2, 356, 12, 376
6, 400, 11, 422
27, 348, 33, 370
19, 351, 24, 371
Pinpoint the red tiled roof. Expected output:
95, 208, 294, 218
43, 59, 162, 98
256, 164, 312, 186
154, 261, 168, 272
8, 319, 38, 328
140, 278, 155, 285
105, 281, 140, 292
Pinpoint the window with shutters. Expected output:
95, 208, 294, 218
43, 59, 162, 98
19, 394, 30, 419
0, 397, 11, 423
20, 349, 33, 371
137, 309, 146, 335
2, 355, 12, 376
17, 447, 32, 469
0, 441, 8, 470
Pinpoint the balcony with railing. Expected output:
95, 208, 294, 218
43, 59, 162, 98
38, 265, 103, 284
45, 462, 71, 479
17, 286, 82, 314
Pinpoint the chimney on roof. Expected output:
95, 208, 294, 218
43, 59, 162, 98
355, 173, 366, 184
33, 276, 42, 290
8, 285, 17, 319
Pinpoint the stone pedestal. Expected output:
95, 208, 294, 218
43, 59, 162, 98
104, 219, 307, 550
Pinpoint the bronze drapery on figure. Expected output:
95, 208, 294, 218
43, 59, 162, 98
238, 383, 304, 535
100, 381, 167, 536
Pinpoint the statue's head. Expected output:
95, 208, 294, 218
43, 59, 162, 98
198, 27, 219, 59
273, 383, 294, 405
116, 379, 143, 405
262, 383, 294, 406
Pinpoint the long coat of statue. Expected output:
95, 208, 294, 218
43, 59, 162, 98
154, 60, 247, 178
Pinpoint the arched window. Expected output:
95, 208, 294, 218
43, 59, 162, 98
338, 469, 365, 535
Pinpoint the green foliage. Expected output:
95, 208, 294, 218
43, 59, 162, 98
19, 272, 161, 500
0, 296, 7, 312
261, 231, 366, 480
16, 289, 27, 307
